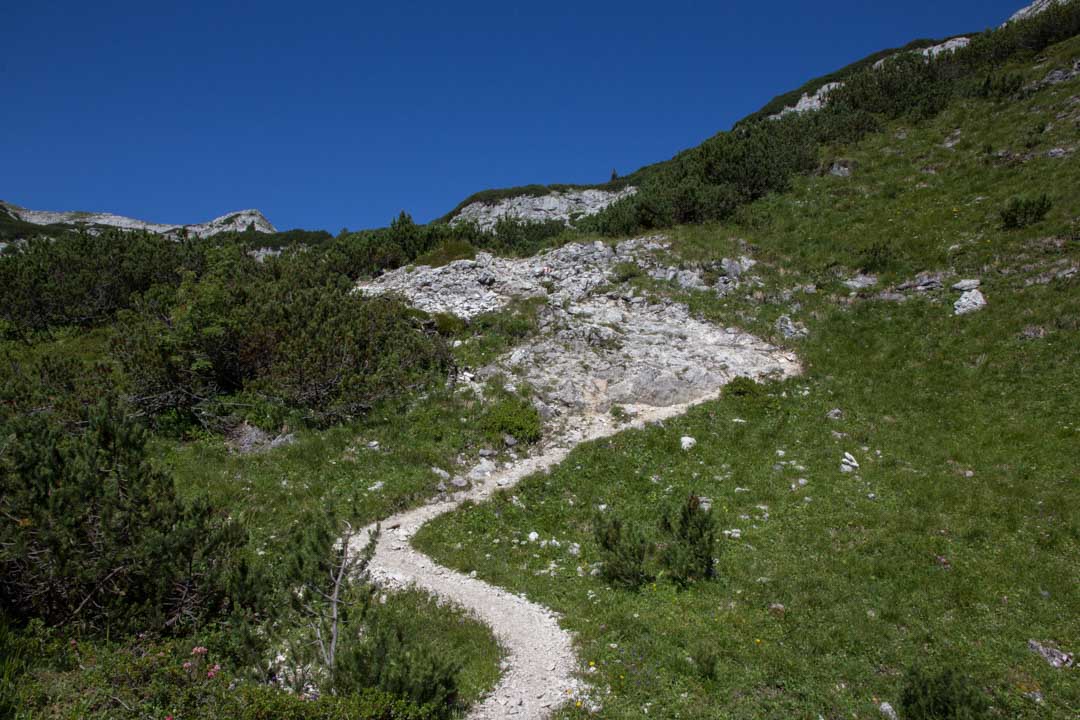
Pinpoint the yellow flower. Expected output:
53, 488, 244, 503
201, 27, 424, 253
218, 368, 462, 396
755, 638, 762, 645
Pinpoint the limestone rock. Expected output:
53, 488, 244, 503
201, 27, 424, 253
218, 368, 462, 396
768, 82, 843, 121
954, 289, 987, 315
1004, 0, 1067, 26
0, 201, 275, 238
1028, 639, 1074, 668
450, 188, 638, 232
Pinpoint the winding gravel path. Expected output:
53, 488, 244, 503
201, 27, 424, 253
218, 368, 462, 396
349, 387, 795, 718
352, 237, 801, 717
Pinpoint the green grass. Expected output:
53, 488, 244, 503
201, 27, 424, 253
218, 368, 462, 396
160, 388, 504, 563
412, 39, 1080, 719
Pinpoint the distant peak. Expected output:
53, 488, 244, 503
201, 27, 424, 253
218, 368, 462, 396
0, 201, 277, 238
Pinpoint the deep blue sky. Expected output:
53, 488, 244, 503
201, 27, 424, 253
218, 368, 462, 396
2, 1, 1027, 231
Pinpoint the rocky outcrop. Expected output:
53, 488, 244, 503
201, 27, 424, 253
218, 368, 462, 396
0, 201, 276, 238
920, 37, 971, 59
359, 236, 796, 420
449, 187, 637, 232
772, 35, 975, 121
1005, 0, 1067, 25
768, 82, 844, 120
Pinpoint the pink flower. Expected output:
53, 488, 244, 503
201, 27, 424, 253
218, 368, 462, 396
182, 661, 192, 670
191, 646, 208, 656
207, 663, 221, 679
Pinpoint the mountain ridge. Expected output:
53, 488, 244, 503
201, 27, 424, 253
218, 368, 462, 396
0, 201, 276, 238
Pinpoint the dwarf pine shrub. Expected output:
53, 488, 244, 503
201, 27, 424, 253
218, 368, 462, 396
593, 513, 652, 589
659, 495, 717, 588
898, 666, 991, 720
1000, 194, 1052, 229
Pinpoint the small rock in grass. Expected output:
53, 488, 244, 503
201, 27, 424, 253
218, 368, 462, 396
431, 466, 451, 481
503, 434, 518, 448
680, 436, 697, 451
844, 274, 878, 290
528, 531, 540, 543
479, 448, 497, 458
879, 702, 899, 720
826, 408, 844, 421
954, 289, 987, 316
368, 481, 384, 492
775, 315, 809, 339
1029, 640, 1074, 668
451, 476, 469, 488
952, 278, 980, 291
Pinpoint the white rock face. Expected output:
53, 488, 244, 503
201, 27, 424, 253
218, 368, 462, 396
1005, 0, 1067, 25
450, 187, 637, 232
359, 236, 799, 417
873, 37, 971, 70
768, 82, 844, 120
921, 37, 971, 59
1, 201, 276, 238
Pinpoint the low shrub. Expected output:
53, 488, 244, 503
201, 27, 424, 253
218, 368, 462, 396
479, 395, 542, 444
659, 495, 717, 588
860, 239, 900, 273
898, 665, 991, 720
611, 261, 643, 283
593, 514, 652, 589
335, 623, 461, 718
1000, 194, 1052, 229
723, 376, 764, 399
0, 400, 254, 635
414, 239, 476, 268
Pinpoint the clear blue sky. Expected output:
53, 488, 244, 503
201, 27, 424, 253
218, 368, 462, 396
2, 1, 1027, 231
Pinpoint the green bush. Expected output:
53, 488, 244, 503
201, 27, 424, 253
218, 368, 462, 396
479, 395, 542, 444
414, 239, 476, 268
0, 229, 194, 336
593, 513, 652, 589
335, 623, 461, 718
8, 627, 436, 720
0, 400, 253, 634
611, 261, 643, 283
723, 376, 764, 399
898, 666, 991, 720
659, 495, 718, 588
1000, 194, 1052, 229
860, 239, 900, 273
113, 252, 452, 428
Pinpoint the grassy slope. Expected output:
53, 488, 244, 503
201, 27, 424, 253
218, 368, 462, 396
434, 34, 963, 220
414, 37, 1080, 718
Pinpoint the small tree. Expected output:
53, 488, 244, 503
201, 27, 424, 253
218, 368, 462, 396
659, 494, 717, 588
285, 513, 378, 682
610, 168, 619, 182
593, 513, 651, 589
0, 399, 250, 633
